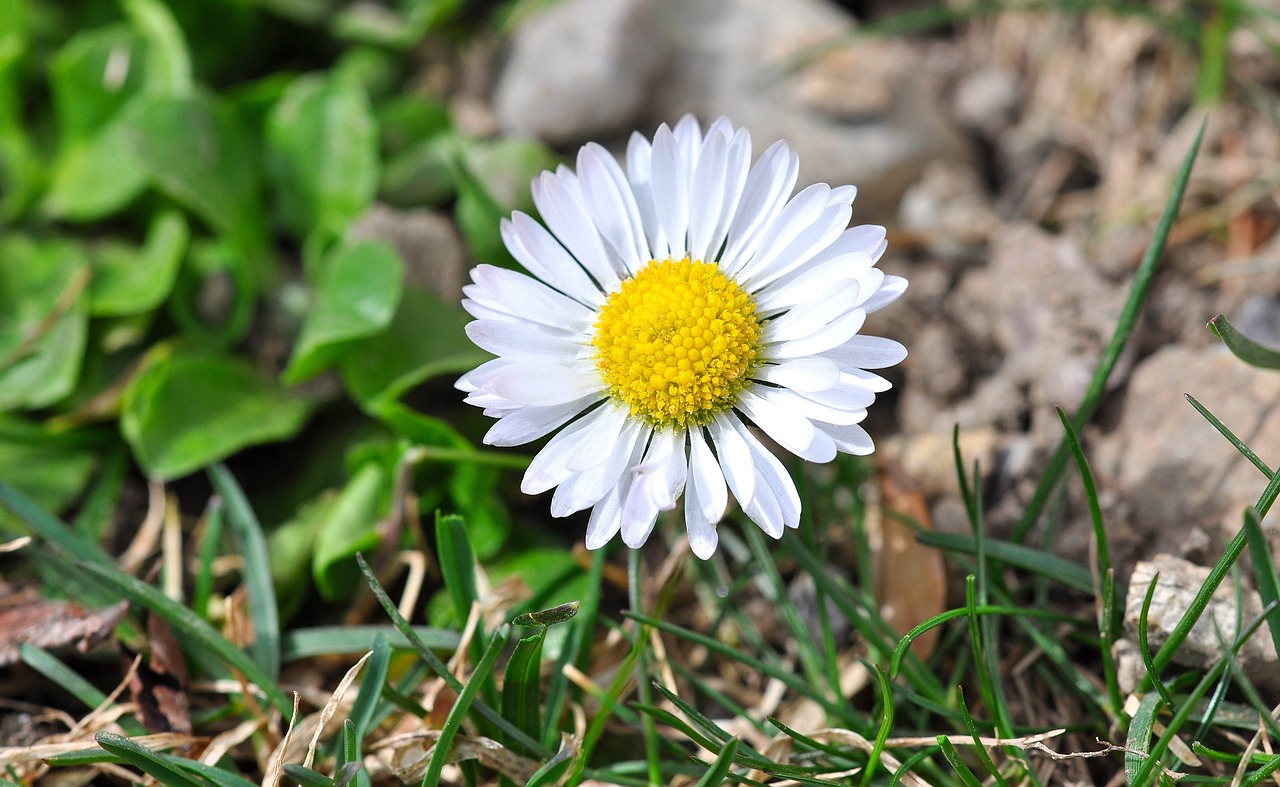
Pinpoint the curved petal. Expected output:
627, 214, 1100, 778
727, 416, 801, 536
649, 123, 691, 258
483, 394, 599, 447
465, 320, 583, 358
503, 214, 603, 306
737, 389, 836, 463
719, 140, 798, 272
532, 171, 620, 291
768, 308, 867, 359
577, 142, 650, 274
862, 274, 908, 313
488, 363, 603, 407
753, 357, 841, 392
521, 402, 630, 494
822, 335, 908, 369
762, 282, 862, 345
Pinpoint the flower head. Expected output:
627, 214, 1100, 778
457, 116, 907, 558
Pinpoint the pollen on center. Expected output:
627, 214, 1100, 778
591, 257, 762, 427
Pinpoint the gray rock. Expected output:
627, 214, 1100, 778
491, 0, 665, 144
351, 204, 469, 300
1092, 344, 1280, 563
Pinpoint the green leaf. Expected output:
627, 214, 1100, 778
122, 0, 193, 97
121, 348, 311, 479
88, 210, 189, 316
122, 93, 269, 266
348, 633, 391, 743
436, 513, 478, 625
0, 422, 96, 515
1210, 313, 1280, 370
43, 121, 150, 220
284, 241, 404, 383
1244, 508, 1280, 668
424, 628, 508, 786
282, 764, 335, 787
280, 625, 460, 660
48, 24, 147, 145
266, 71, 378, 240
524, 745, 574, 787
311, 462, 388, 601
502, 627, 546, 752
0, 237, 89, 411
340, 288, 486, 409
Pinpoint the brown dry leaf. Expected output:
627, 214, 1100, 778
872, 458, 947, 661
124, 612, 192, 734
370, 730, 541, 783
0, 599, 128, 665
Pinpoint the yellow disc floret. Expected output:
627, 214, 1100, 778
592, 258, 763, 427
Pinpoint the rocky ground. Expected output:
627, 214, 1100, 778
443, 0, 1280, 583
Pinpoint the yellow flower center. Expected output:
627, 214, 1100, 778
592, 258, 762, 427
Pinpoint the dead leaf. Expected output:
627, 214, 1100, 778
873, 457, 948, 661
370, 730, 541, 783
0, 599, 128, 666
124, 612, 191, 734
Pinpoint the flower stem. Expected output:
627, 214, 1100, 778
630, 548, 662, 786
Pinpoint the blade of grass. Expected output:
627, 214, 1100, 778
208, 464, 280, 681
77, 560, 292, 715
889, 606, 1078, 679
1012, 117, 1205, 544
1210, 313, 1280, 369
422, 627, 508, 787
283, 764, 336, 787
693, 738, 739, 787
1243, 507, 1280, 674
858, 665, 895, 787
1137, 573, 1176, 713
281, 625, 460, 660
627, 548, 661, 787
916, 533, 1092, 593
94, 732, 204, 787
1185, 393, 1275, 478
353, 553, 549, 757
1125, 691, 1161, 785
501, 626, 546, 754
956, 686, 1007, 787
348, 633, 390, 746
936, 735, 984, 787
191, 497, 225, 621
525, 745, 575, 787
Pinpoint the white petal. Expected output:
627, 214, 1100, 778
468, 265, 596, 330
650, 124, 690, 258
626, 132, 665, 256
483, 394, 599, 446
465, 320, 582, 358
709, 413, 756, 508
577, 143, 649, 273
737, 389, 836, 463
829, 184, 857, 206
532, 171, 620, 290
823, 335, 908, 369
727, 416, 801, 536
863, 274, 908, 313
763, 282, 862, 344
822, 422, 876, 455
488, 363, 602, 406
755, 385, 868, 425
731, 182, 829, 278
620, 429, 688, 547
672, 114, 703, 170
808, 224, 887, 266
753, 358, 841, 392
686, 128, 729, 264
555, 419, 649, 517
769, 308, 867, 359
584, 485, 624, 549
503, 214, 602, 306
700, 128, 752, 263
688, 426, 728, 524
834, 367, 892, 392
754, 253, 869, 313
745, 200, 854, 289
719, 141, 798, 272
521, 403, 628, 494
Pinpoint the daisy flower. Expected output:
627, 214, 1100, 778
456, 116, 907, 558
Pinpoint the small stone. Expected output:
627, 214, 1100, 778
953, 66, 1021, 131
351, 205, 468, 300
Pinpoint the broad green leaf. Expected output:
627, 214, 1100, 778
167, 238, 257, 346
122, 93, 270, 266
0, 237, 90, 411
284, 241, 404, 383
340, 288, 486, 409
122, 0, 193, 97
0, 17, 38, 219
48, 24, 147, 145
266, 71, 378, 239
1210, 313, 1280, 370
436, 513, 478, 625
121, 348, 311, 479
43, 121, 149, 220
501, 627, 545, 753
311, 461, 388, 601
88, 210, 189, 316
0, 425, 96, 515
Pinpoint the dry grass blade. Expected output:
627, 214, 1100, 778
303, 650, 373, 768
369, 731, 542, 782
0, 733, 201, 766
263, 692, 300, 787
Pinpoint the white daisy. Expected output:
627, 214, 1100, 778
456, 115, 907, 559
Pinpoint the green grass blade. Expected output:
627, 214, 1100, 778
348, 633, 391, 745
1012, 117, 1205, 543
283, 764, 336, 787
1137, 572, 1176, 713
858, 664, 894, 787
956, 686, 1007, 787
422, 626, 508, 787
436, 512, 479, 626
19, 642, 109, 709
191, 497, 225, 621
353, 553, 549, 758
77, 560, 292, 715
1125, 692, 1161, 785
1185, 394, 1275, 479
525, 745, 574, 787
694, 738, 739, 787
281, 625, 460, 660
889, 606, 1078, 679
502, 627, 546, 753
1243, 508, 1280, 665
1240, 754, 1280, 787
936, 735, 984, 787
1209, 313, 1280, 370
916, 532, 1092, 593
208, 464, 280, 680
94, 732, 204, 787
